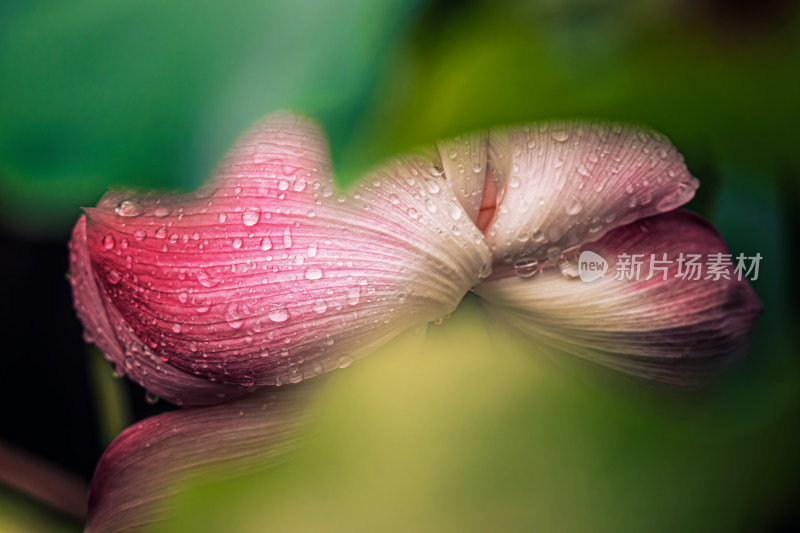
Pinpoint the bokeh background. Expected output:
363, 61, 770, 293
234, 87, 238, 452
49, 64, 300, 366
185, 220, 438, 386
1, 0, 799, 531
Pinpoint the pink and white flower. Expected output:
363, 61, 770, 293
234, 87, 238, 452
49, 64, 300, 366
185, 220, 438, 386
70, 113, 761, 406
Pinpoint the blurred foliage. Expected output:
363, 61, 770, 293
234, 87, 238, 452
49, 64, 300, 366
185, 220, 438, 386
158, 301, 800, 533
0, 488, 80, 533
1, 0, 798, 234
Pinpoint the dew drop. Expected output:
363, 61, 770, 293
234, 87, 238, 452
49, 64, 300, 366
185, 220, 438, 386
304, 267, 323, 280
102, 234, 115, 250
225, 304, 244, 329
107, 269, 122, 284
242, 207, 261, 226
154, 206, 171, 217
313, 299, 328, 313
172, 323, 182, 333
307, 243, 318, 257
154, 227, 168, 239
336, 355, 353, 369
145, 392, 160, 405
232, 238, 243, 249
133, 229, 146, 241
557, 255, 580, 279
283, 227, 292, 248
347, 288, 360, 306
178, 292, 188, 303
116, 200, 144, 217
219, 212, 228, 223
565, 195, 584, 215
551, 129, 569, 142
268, 304, 290, 323
196, 269, 220, 288
514, 258, 539, 278
260, 237, 272, 251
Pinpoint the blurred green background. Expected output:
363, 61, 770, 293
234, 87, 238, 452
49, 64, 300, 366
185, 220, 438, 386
0, 0, 798, 531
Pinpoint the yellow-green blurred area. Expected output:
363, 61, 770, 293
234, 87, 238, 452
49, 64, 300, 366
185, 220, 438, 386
1, 0, 799, 531
162, 300, 799, 533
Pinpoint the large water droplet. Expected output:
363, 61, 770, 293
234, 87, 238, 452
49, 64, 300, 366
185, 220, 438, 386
261, 237, 272, 251
232, 238, 243, 249
657, 181, 695, 212
346, 288, 360, 306
565, 195, 584, 215
133, 229, 146, 241
336, 355, 353, 369
557, 255, 579, 279
313, 299, 328, 313
242, 207, 261, 226
514, 258, 539, 278
116, 200, 144, 217
551, 129, 569, 142
268, 304, 290, 323
107, 269, 122, 284
304, 267, 323, 280
103, 234, 115, 250
154, 206, 171, 217
154, 227, 168, 239
225, 304, 244, 329
196, 269, 220, 288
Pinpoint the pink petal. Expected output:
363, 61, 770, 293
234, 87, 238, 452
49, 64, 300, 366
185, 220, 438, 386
474, 210, 763, 384
486, 121, 699, 269
436, 132, 489, 223
85, 384, 317, 533
71, 113, 490, 404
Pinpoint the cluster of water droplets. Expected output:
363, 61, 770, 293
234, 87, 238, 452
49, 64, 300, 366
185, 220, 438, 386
486, 121, 699, 271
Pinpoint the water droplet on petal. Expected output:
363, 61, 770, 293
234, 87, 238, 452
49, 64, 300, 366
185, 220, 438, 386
261, 237, 272, 251
557, 255, 580, 279
133, 229, 146, 241
172, 323, 182, 333
154, 206, 171, 217
347, 288, 360, 306
283, 227, 292, 248
304, 267, 323, 280
232, 238, 243, 249
107, 269, 122, 284
514, 258, 539, 278
565, 195, 584, 215
551, 129, 569, 142
268, 304, 290, 323
116, 200, 144, 217
145, 392, 160, 404
197, 269, 220, 288
336, 355, 353, 369
103, 235, 115, 249
313, 299, 328, 313
242, 207, 261, 226
154, 227, 168, 239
